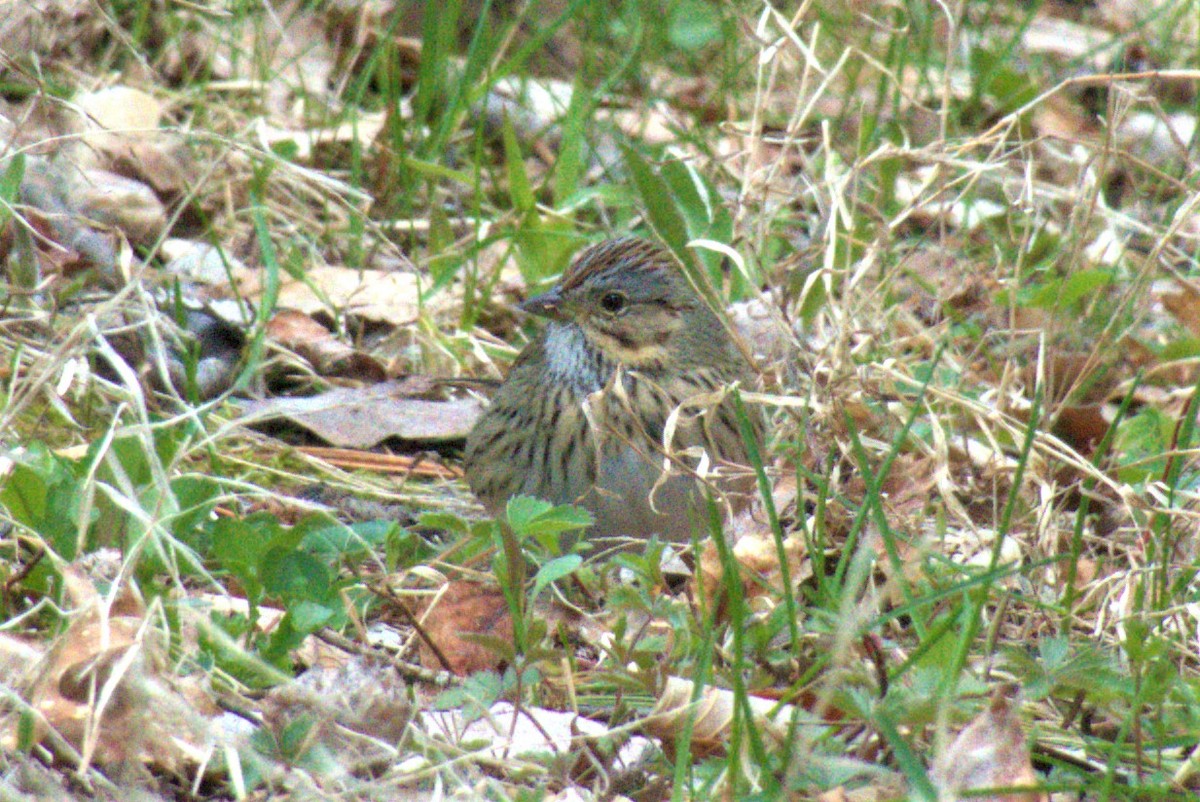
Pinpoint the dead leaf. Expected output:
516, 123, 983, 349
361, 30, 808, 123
816, 781, 909, 802
421, 701, 652, 766
267, 309, 387, 382
817, 788, 851, 802
1020, 16, 1113, 66
235, 264, 444, 326
2, 565, 219, 774
74, 168, 167, 245
108, 137, 200, 204
75, 86, 163, 149
1100, 0, 1200, 42
267, 7, 337, 119
933, 685, 1047, 802
693, 512, 810, 616
0, 0, 103, 72
1160, 280, 1200, 338
1052, 405, 1112, 458
1031, 91, 1099, 142
0, 633, 43, 686
879, 453, 940, 529
253, 112, 388, 162
414, 581, 512, 676
239, 380, 482, 447
1020, 351, 1117, 406
642, 676, 802, 759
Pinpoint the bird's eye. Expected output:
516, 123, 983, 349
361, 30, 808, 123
599, 291, 628, 314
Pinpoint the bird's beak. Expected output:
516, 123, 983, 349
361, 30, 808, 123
518, 286, 566, 320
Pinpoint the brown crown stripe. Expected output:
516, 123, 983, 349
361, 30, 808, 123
560, 236, 675, 292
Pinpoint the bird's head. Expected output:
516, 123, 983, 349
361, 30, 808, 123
520, 237, 709, 370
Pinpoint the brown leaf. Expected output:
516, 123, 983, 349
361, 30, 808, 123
75, 86, 163, 149
415, 581, 512, 676
108, 138, 200, 203
1019, 351, 1118, 406
642, 676, 800, 759
1160, 280, 1200, 338
879, 453, 939, 526
1031, 92, 1099, 142
239, 380, 482, 447
693, 512, 810, 616
235, 264, 447, 326
74, 168, 167, 245
1052, 404, 1112, 458
934, 685, 1047, 802
267, 309, 387, 382
3, 566, 218, 773
251, 2, 336, 121
254, 114, 388, 163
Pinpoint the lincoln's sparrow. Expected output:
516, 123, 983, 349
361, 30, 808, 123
465, 236, 763, 548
